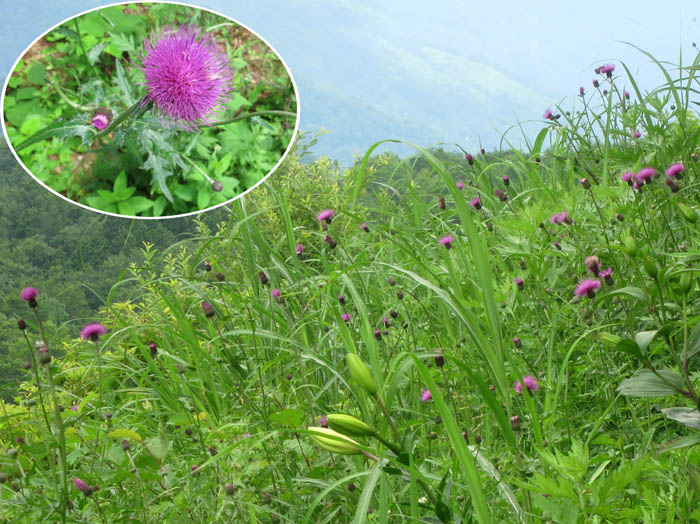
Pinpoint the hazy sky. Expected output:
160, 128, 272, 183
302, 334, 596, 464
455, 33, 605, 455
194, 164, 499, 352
0, 1, 696, 159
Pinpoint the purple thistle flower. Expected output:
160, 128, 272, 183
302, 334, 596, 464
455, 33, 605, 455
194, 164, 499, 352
584, 255, 600, 276
359, 222, 369, 232
470, 196, 482, 210
592, 79, 599, 88
456, 181, 464, 190
317, 209, 334, 223
324, 235, 337, 249
634, 130, 642, 138
139, 25, 233, 131
552, 241, 561, 250
621, 172, 634, 185
624, 90, 630, 99
513, 336, 522, 348
503, 175, 510, 186
341, 313, 351, 323
600, 267, 614, 286
510, 415, 521, 430
337, 294, 346, 305
319, 415, 328, 428
580, 178, 591, 189
494, 188, 507, 201
91, 107, 112, 131
439, 235, 454, 249
514, 375, 539, 393
599, 64, 615, 76
73, 477, 92, 496
666, 163, 684, 179
296, 244, 304, 257
635, 167, 655, 185
20, 287, 39, 308
574, 279, 601, 298
549, 212, 562, 225
80, 323, 107, 341
465, 153, 474, 165
543, 108, 553, 120
201, 301, 215, 318
271, 288, 281, 300
421, 389, 432, 402
579, 86, 585, 96
514, 277, 524, 291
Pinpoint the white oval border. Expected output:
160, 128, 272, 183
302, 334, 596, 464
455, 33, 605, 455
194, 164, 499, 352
0, 0, 301, 220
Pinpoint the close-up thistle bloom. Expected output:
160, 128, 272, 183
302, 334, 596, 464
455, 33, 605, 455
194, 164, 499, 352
635, 167, 655, 185
20, 287, 39, 308
666, 163, 684, 179
470, 196, 481, 210
514, 375, 539, 393
421, 389, 432, 402
91, 107, 113, 130
317, 209, 334, 223
80, 323, 107, 341
574, 279, 601, 299
514, 277, 524, 291
139, 25, 234, 131
439, 235, 454, 249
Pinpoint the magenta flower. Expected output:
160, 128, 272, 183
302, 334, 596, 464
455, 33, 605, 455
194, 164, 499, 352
574, 279, 601, 298
593, 79, 600, 88
319, 415, 328, 428
439, 235, 454, 249
80, 323, 107, 341
549, 212, 562, 225
20, 287, 39, 307
666, 163, 684, 179
456, 181, 464, 190
633, 130, 642, 138
317, 209, 334, 223
635, 167, 655, 184
465, 153, 474, 165
296, 244, 304, 256
469, 196, 482, 210
579, 86, 585, 96
421, 389, 432, 402
623, 90, 630, 99
514, 277, 524, 290
341, 313, 351, 322
621, 172, 634, 185
600, 267, 614, 286
139, 25, 233, 130
271, 288, 281, 299
543, 108, 553, 120
514, 375, 539, 393
73, 477, 92, 496
91, 108, 112, 130
513, 336, 522, 348
584, 255, 600, 276
599, 64, 615, 76
359, 222, 370, 232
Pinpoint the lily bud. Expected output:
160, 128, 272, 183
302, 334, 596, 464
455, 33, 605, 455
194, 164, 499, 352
308, 427, 362, 455
346, 353, 378, 396
326, 414, 375, 437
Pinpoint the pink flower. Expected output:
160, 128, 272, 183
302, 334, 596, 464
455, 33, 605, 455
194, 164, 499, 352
316, 209, 334, 223
574, 279, 601, 298
139, 25, 233, 131
341, 313, 351, 322
469, 196, 481, 209
91, 108, 112, 130
514, 375, 539, 393
80, 323, 107, 341
20, 287, 38, 304
439, 235, 454, 249
514, 277, 524, 290
633, 130, 642, 138
543, 108, 553, 120
271, 288, 281, 299
599, 64, 615, 75
421, 389, 432, 402
621, 172, 634, 185
666, 163, 684, 179
296, 244, 303, 255
635, 167, 655, 184
73, 477, 92, 496
456, 181, 464, 190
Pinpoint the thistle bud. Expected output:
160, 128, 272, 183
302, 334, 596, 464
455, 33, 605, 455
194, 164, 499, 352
621, 233, 637, 257
308, 427, 362, 455
326, 414, 375, 437
679, 271, 693, 295
346, 353, 378, 396
17, 319, 26, 330
211, 180, 223, 192
597, 332, 622, 347
643, 256, 659, 279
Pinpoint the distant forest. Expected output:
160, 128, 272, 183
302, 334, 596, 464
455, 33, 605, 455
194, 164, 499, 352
0, 138, 219, 398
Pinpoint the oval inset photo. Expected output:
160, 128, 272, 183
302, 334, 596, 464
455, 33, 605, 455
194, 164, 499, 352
1, 2, 299, 218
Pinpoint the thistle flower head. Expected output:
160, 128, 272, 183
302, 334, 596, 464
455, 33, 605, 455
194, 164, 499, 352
439, 235, 454, 249
599, 63, 615, 76
421, 389, 432, 402
470, 196, 481, 209
635, 167, 655, 184
91, 107, 113, 130
621, 172, 634, 184
317, 209, 334, 223
543, 108, 553, 120
139, 25, 233, 131
20, 287, 39, 305
514, 375, 539, 393
80, 323, 107, 341
666, 163, 684, 179
574, 279, 601, 298
456, 181, 464, 190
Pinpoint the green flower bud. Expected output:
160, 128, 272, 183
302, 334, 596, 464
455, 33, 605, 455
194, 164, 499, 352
679, 271, 693, 295
678, 202, 698, 224
643, 256, 659, 279
308, 427, 362, 455
326, 414, 375, 437
621, 233, 637, 257
346, 353, 377, 396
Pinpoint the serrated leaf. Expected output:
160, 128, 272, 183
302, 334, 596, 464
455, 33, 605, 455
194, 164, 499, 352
269, 408, 305, 428
173, 184, 196, 202
617, 369, 685, 397
87, 41, 109, 65
96, 189, 117, 203
14, 118, 95, 151
108, 429, 143, 442
115, 60, 134, 105
152, 196, 166, 217
662, 407, 700, 430
144, 151, 173, 203
126, 196, 154, 214
118, 200, 135, 216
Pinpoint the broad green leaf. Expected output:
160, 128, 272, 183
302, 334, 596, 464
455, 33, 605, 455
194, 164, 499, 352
19, 115, 43, 136
634, 330, 661, 354
613, 339, 644, 360
113, 171, 128, 194
126, 196, 154, 214
197, 188, 211, 210
26, 63, 47, 85
152, 196, 166, 216
146, 436, 170, 460
662, 407, 700, 430
108, 428, 143, 442
617, 369, 685, 397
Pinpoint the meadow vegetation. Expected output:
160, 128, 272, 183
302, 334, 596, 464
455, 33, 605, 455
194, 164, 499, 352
1, 49, 700, 523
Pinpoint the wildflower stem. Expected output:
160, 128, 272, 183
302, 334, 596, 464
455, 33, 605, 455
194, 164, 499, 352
209, 110, 297, 127
374, 395, 401, 442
